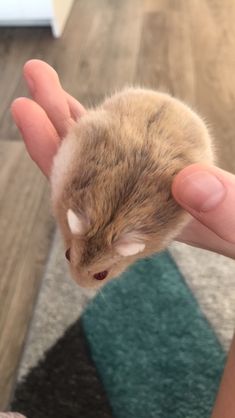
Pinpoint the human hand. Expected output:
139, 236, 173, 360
11, 60, 235, 259
172, 164, 235, 259
11, 59, 86, 177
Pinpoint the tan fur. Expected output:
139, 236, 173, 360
51, 88, 214, 289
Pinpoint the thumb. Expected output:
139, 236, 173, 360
172, 164, 235, 244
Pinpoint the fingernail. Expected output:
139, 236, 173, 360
178, 171, 226, 212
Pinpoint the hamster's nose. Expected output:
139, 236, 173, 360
93, 270, 108, 281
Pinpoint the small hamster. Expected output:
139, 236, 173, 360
51, 88, 214, 289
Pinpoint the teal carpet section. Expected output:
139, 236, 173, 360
82, 252, 226, 418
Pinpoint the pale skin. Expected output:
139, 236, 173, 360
11, 60, 235, 417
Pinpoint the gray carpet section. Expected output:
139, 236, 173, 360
18, 231, 94, 380
169, 242, 235, 351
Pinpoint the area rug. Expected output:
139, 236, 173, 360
10, 231, 235, 418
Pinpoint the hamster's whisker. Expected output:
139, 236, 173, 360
98, 287, 110, 308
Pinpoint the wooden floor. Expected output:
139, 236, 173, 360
1, 0, 235, 409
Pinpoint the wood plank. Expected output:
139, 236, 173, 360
47, 0, 143, 103
0, 141, 54, 409
144, 0, 166, 13
185, 0, 235, 173
0, 0, 143, 140
165, 0, 196, 104
135, 11, 171, 91
135, 0, 235, 173
94, 0, 143, 94
0, 0, 114, 137
0, 26, 46, 140
135, 1, 196, 100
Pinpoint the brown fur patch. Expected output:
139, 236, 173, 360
51, 88, 214, 288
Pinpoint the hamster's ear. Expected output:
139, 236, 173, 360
67, 209, 88, 235
115, 232, 146, 257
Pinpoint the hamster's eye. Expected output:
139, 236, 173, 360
93, 270, 108, 281
65, 248, 71, 262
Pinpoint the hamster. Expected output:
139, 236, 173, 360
51, 88, 214, 289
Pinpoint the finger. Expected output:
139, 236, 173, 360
175, 217, 235, 259
65, 92, 86, 119
11, 97, 59, 177
172, 164, 235, 244
23, 59, 71, 137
